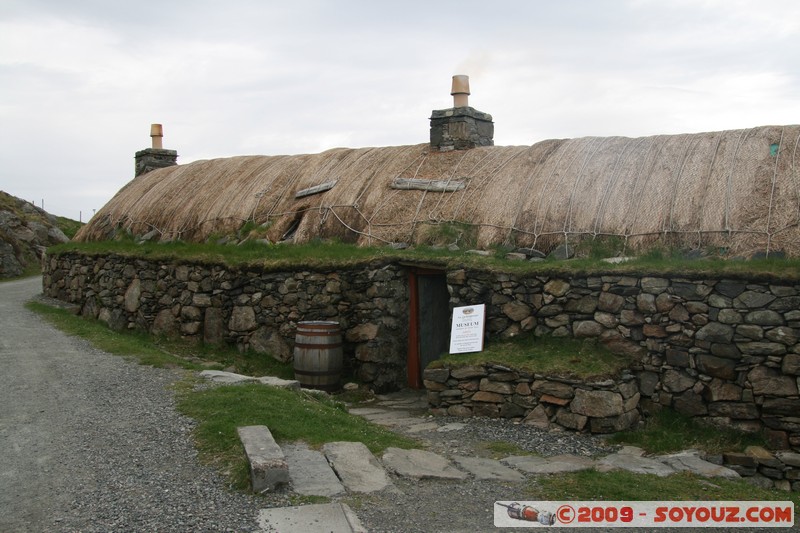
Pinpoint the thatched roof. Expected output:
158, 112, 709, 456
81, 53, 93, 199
77, 125, 800, 257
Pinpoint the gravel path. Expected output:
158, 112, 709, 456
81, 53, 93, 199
0, 277, 262, 532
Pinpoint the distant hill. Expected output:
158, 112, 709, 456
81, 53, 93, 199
0, 191, 79, 278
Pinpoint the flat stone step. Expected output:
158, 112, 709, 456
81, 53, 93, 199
258, 503, 366, 533
451, 455, 526, 482
282, 442, 345, 497
381, 447, 468, 480
596, 452, 676, 477
322, 441, 396, 493
501, 454, 595, 474
237, 426, 289, 493
658, 451, 740, 479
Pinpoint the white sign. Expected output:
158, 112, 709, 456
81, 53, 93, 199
449, 304, 486, 354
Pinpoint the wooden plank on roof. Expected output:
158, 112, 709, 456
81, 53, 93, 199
295, 180, 337, 199
390, 178, 465, 192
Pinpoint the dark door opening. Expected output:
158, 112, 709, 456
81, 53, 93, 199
408, 269, 450, 388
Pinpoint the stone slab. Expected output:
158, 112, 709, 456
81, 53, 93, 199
596, 452, 675, 477
322, 441, 395, 493
361, 412, 423, 426
451, 455, 526, 482
282, 442, 345, 497
237, 426, 289, 492
256, 375, 301, 390
257, 503, 366, 533
658, 451, 740, 479
382, 447, 468, 480
200, 370, 256, 384
501, 454, 595, 474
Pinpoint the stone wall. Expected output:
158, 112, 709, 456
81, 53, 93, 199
424, 363, 641, 434
42, 252, 800, 450
43, 252, 409, 391
445, 269, 800, 451
429, 107, 494, 151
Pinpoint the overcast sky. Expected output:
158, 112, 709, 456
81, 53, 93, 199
2, 0, 799, 220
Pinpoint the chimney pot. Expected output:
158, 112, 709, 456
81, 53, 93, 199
451, 75, 470, 107
150, 123, 164, 149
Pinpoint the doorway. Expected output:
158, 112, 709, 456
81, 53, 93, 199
407, 268, 450, 388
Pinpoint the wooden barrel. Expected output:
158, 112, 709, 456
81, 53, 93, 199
293, 321, 342, 391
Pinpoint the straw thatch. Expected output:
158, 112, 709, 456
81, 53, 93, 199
76, 125, 800, 257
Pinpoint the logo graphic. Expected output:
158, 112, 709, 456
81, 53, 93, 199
463, 307, 475, 315
496, 502, 556, 525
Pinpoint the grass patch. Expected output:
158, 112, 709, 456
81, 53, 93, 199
608, 408, 768, 455
26, 300, 294, 377
431, 335, 634, 379
48, 239, 800, 280
27, 301, 194, 368
176, 383, 418, 490
535, 469, 800, 506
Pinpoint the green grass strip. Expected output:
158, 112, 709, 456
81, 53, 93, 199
176, 383, 417, 489
536, 469, 800, 505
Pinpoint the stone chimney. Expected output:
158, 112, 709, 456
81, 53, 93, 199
134, 123, 178, 176
429, 75, 494, 151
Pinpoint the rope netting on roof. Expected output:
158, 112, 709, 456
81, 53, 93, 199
76, 125, 800, 257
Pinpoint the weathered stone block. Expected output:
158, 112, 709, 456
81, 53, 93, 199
745, 310, 784, 326
761, 398, 800, 416
662, 369, 696, 392
708, 401, 759, 419
422, 367, 450, 383
574, 320, 604, 337
570, 389, 624, 418
479, 378, 514, 395
641, 277, 669, 294
724, 452, 757, 467
620, 309, 645, 326
502, 300, 531, 321
544, 279, 570, 297
531, 380, 575, 399
522, 404, 550, 429
748, 367, 798, 397
696, 354, 737, 380
597, 292, 625, 313
589, 410, 639, 433
735, 291, 776, 309
766, 326, 798, 346
783, 354, 800, 375
555, 409, 588, 431
237, 425, 289, 493
717, 308, 743, 324
472, 391, 504, 403
447, 404, 472, 417
229, 306, 257, 331
450, 365, 487, 379
346, 323, 379, 342
673, 390, 707, 416
696, 322, 734, 343
539, 394, 570, 406
472, 402, 501, 418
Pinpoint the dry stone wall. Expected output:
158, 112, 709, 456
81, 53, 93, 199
424, 364, 641, 433
42, 252, 800, 450
43, 252, 408, 391
444, 269, 800, 450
